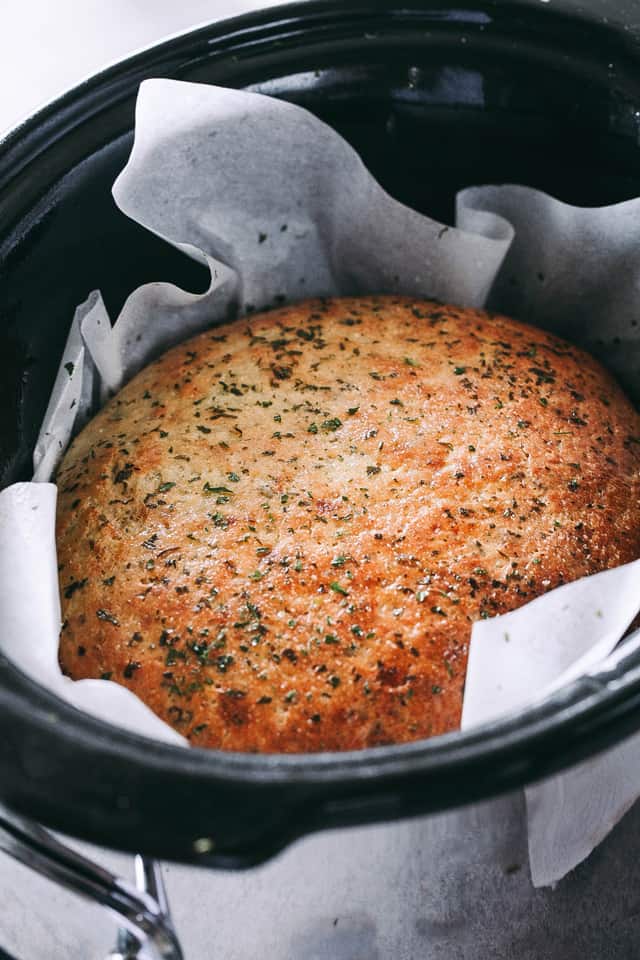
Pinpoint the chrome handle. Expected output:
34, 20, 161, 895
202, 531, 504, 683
0, 804, 183, 960
110, 855, 177, 960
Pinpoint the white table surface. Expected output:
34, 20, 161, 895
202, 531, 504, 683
0, 0, 287, 137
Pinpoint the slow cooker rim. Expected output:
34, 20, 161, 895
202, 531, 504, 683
2, 0, 640, 858
1, 0, 637, 190
2, 646, 640, 782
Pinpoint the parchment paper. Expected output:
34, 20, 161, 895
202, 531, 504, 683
2, 78, 640, 885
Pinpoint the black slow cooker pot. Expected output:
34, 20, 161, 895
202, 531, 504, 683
2, 0, 640, 873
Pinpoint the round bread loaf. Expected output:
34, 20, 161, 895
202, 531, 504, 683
57, 297, 640, 751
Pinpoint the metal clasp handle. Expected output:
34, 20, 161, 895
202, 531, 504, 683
0, 804, 183, 960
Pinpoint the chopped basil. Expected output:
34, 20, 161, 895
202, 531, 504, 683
96, 609, 119, 626
330, 582, 349, 596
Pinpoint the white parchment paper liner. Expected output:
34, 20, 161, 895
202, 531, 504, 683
2, 78, 640, 885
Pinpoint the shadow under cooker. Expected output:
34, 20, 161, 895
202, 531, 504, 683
1, 0, 640, 869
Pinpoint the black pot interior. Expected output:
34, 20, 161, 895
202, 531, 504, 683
2, 0, 640, 864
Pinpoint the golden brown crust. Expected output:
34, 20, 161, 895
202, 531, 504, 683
56, 296, 640, 752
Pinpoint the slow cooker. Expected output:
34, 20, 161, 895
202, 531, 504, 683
3, 1, 640, 957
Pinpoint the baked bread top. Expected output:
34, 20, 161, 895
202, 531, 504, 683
56, 296, 640, 751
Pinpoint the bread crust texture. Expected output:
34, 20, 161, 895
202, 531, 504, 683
57, 297, 640, 751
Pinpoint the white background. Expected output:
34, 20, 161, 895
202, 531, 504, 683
0, 0, 288, 136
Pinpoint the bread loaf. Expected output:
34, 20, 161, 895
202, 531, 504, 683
56, 297, 640, 751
